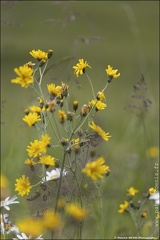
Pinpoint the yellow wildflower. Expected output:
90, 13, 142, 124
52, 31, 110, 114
65, 203, 86, 222
118, 201, 129, 213
15, 175, 32, 196
73, 59, 91, 77
22, 112, 41, 127
30, 49, 48, 61
11, 65, 33, 88
82, 157, 110, 181
89, 121, 111, 141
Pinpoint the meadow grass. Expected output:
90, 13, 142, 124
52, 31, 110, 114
1, 1, 159, 239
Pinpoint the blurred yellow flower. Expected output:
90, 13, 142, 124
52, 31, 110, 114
22, 112, 41, 127
11, 65, 33, 88
118, 201, 129, 213
149, 187, 156, 196
16, 217, 43, 237
15, 175, 32, 196
58, 110, 67, 124
82, 157, 110, 181
127, 187, 139, 196
65, 203, 86, 222
73, 59, 91, 77
146, 146, 159, 158
89, 121, 111, 141
42, 209, 61, 230
1, 175, 9, 188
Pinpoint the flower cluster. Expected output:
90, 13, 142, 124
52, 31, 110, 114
8, 49, 121, 239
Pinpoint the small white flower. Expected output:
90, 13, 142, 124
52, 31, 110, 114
0, 196, 19, 210
14, 233, 43, 239
42, 168, 68, 182
149, 191, 160, 205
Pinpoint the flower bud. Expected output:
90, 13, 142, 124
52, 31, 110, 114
73, 100, 78, 111
61, 82, 69, 97
81, 104, 88, 117
67, 111, 74, 121
47, 49, 53, 59
39, 59, 46, 68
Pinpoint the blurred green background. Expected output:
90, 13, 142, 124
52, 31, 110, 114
1, 1, 159, 238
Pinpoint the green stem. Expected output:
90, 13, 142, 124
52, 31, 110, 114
85, 72, 95, 99
54, 151, 66, 212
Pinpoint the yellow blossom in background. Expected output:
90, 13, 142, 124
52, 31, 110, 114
58, 110, 67, 124
11, 65, 34, 88
89, 121, 111, 141
89, 100, 107, 111
118, 201, 129, 213
127, 187, 139, 196
16, 217, 43, 237
24, 159, 36, 171
146, 146, 159, 158
82, 157, 110, 181
141, 211, 147, 218
41, 134, 51, 147
47, 83, 62, 98
38, 155, 55, 166
65, 203, 86, 222
30, 49, 48, 61
27, 140, 46, 158
73, 59, 91, 77
105, 65, 120, 80
42, 210, 61, 230
15, 175, 32, 196
149, 187, 156, 196
29, 105, 41, 114
1, 174, 9, 188
22, 112, 41, 127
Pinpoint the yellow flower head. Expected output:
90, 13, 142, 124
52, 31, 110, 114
73, 59, 91, 77
58, 110, 67, 124
105, 65, 120, 81
41, 134, 51, 147
149, 187, 156, 196
65, 203, 86, 222
88, 121, 111, 141
30, 49, 48, 61
11, 65, 34, 88
97, 91, 106, 101
82, 157, 110, 181
47, 84, 62, 98
22, 112, 41, 127
15, 175, 32, 196
38, 155, 55, 166
118, 201, 129, 213
127, 187, 139, 196
89, 100, 107, 111
29, 105, 41, 114
27, 140, 46, 158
